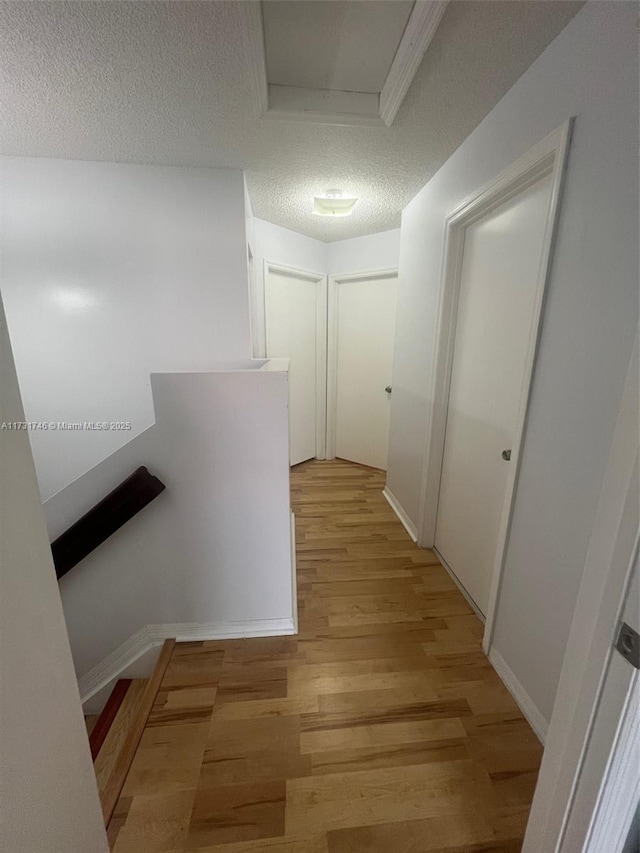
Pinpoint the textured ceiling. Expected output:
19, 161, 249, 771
1, 1, 583, 242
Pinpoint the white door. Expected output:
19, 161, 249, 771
265, 265, 326, 466
434, 173, 553, 616
329, 272, 398, 471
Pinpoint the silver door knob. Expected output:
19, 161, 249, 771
501, 449, 512, 461
385, 385, 392, 394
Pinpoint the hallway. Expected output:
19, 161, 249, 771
108, 460, 542, 852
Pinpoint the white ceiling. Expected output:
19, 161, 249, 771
0, 1, 583, 242
263, 1, 414, 93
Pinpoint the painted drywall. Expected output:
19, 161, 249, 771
47, 363, 293, 683
387, 1, 639, 723
1, 157, 252, 501
0, 297, 108, 853
327, 229, 400, 276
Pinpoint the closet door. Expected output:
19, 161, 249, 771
328, 271, 398, 471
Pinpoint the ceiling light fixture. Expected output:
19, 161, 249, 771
313, 189, 358, 217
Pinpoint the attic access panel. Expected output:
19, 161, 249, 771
243, 0, 449, 127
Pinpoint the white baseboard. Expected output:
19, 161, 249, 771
78, 617, 296, 706
383, 486, 418, 542
489, 647, 549, 744
82, 643, 164, 714
79, 625, 157, 707
159, 618, 297, 643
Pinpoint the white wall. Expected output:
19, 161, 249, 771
46, 362, 293, 686
1, 158, 252, 501
327, 229, 401, 276
0, 297, 108, 853
387, 1, 639, 723
256, 218, 327, 276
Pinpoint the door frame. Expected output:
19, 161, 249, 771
326, 268, 399, 461
247, 243, 263, 358
264, 260, 328, 461
416, 119, 573, 644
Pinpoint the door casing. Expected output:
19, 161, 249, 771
264, 260, 327, 463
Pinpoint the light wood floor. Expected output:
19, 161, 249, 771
108, 459, 542, 852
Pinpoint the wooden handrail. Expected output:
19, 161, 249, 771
51, 466, 165, 580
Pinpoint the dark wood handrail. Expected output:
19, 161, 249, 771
51, 466, 165, 580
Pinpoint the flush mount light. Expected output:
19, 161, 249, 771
313, 189, 358, 217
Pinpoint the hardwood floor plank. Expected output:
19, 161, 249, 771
211, 696, 320, 721
308, 738, 470, 776
300, 716, 466, 754
121, 721, 211, 798
285, 761, 495, 835
326, 812, 496, 852
184, 836, 329, 853
186, 781, 286, 847
112, 789, 195, 853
